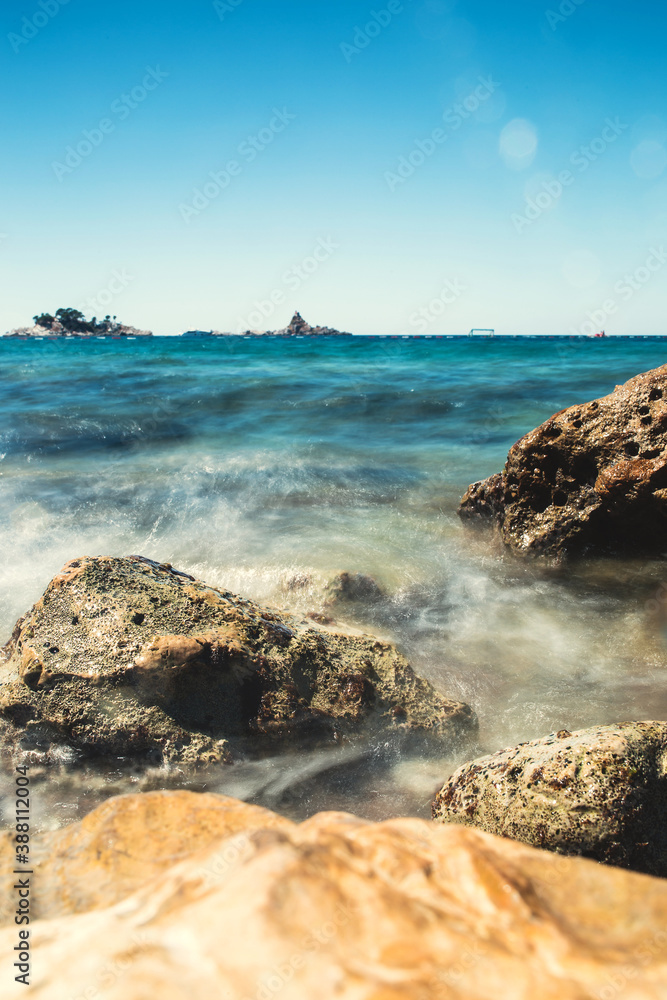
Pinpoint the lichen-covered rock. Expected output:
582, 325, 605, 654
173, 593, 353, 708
459, 364, 667, 558
2, 790, 667, 999
0, 556, 475, 765
432, 721, 667, 876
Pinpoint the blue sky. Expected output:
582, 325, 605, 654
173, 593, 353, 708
1, 0, 666, 335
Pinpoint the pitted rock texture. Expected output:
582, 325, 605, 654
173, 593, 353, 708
433, 721, 667, 877
2, 790, 667, 999
459, 364, 667, 558
0, 556, 475, 765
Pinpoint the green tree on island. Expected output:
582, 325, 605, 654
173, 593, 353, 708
32, 308, 123, 335
55, 308, 93, 333
33, 313, 56, 329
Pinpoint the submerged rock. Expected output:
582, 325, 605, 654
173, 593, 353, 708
0, 556, 475, 766
459, 364, 667, 558
432, 721, 667, 876
324, 571, 385, 606
2, 789, 667, 999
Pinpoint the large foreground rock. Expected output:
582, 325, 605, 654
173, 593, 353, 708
2, 790, 667, 998
433, 721, 667, 876
0, 556, 474, 765
459, 364, 667, 557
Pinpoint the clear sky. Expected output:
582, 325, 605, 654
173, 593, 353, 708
1, 0, 666, 335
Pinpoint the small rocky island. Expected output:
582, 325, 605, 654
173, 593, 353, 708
266, 311, 351, 338
4, 307, 153, 339
213, 311, 352, 338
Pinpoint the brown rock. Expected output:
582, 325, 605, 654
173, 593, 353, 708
2, 790, 666, 998
0, 556, 475, 766
459, 364, 667, 557
432, 721, 667, 876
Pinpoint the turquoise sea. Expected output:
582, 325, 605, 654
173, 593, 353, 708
2, 335, 667, 823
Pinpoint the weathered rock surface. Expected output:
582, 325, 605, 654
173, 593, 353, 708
459, 364, 667, 558
2, 790, 667, 998
0, 556, 475, 765
433, 721, 667, 876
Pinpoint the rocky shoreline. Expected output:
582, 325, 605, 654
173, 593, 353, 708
1, 550, 665, 880
2, 362, 667, 995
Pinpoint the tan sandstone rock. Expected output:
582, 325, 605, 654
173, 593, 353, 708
1, 790, 667, 998
0, 790, 290, 926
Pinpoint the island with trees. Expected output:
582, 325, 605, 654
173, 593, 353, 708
4, 308, 153, 339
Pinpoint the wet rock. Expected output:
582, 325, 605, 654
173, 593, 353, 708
324, 571, 385, 607
2, 790, 667, 999
432, 721, 667, 876
459, 364, 667, 558
0, 556, 475, 766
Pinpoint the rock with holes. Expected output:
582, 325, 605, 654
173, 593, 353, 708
459, 364, 667, 557
0, 556, 475, 766
2, 789, 667, 999
432, 721, 667, 877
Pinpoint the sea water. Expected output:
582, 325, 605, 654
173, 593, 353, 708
1, 335, 667, 826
